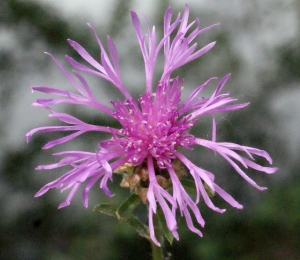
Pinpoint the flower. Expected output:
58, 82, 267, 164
27, 6, 277, 246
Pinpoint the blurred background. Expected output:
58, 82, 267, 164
0, 0, 299, 259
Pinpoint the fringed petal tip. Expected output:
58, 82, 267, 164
34, 188, 49, 197
259, 166, 278, 174
25, 134, 31, 143
218, 208, 226, 214
82, 196, 89, 208
87, 23, 97, 32
30, 86, 37, 93
260, 151, 274, 165
102, 186, 114, 198
197, 231, 204, 237
58, 201, 70, 209
173, 230, 180, 241
42, 144, 50, 150
210, 41, 217, 48
30, 102, 41, 107
242, 102, 250, 108
64, 55, 71, 61
130, 10, 136, 16
166, 6, 172, 13
150, 226, 179, 248
67, 38, 75, 47
152, 239, 161, 247
258, 187, 268, 191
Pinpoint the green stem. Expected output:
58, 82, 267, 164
150, 239, 164, 260
150, 213, 165, 260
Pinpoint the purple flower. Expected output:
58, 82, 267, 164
27, 6, 277, 246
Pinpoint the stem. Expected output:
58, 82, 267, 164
150, 239, 164, 260
150, 213, 165, 260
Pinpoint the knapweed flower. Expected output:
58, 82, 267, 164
27, 6, 277, 246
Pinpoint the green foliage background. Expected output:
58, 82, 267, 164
0, 0, 299, 259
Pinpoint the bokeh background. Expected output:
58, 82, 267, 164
0, 0, 299, 259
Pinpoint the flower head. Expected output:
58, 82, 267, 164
27, 6, 277, 246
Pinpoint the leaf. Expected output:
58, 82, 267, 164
181, 178, 215, 197
93, 201, 149, 239
116, 193, 142, 222
180, 178, 197, 196
127, 216, 150, 239
93, 204, 118, 217
157, 206, 174, 245
203, 182, 215, 198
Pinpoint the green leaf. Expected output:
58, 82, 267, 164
116, 193, 142, 222
181, 178, 215, 197
180, 178, 197, 196
203, 182, 215, 198
93, 201, 149, 239
93, 204, 118, 217
157, 206, 174, 245
127, 216, 150, 239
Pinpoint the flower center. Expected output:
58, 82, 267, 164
111, 80, 196, 167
